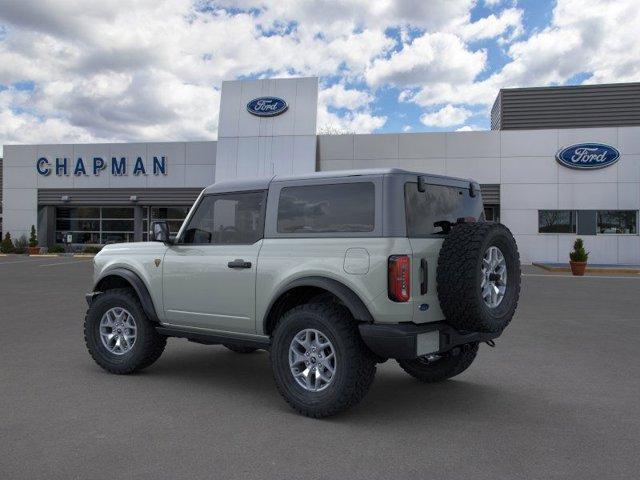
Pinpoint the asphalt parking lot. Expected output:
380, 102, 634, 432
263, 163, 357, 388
1, 256, 639, 479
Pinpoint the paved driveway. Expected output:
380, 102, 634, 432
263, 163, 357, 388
1, 256, 639, 479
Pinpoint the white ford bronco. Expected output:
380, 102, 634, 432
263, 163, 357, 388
84, 169, 520, 417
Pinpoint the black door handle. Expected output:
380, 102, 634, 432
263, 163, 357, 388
228, 259, 252, 269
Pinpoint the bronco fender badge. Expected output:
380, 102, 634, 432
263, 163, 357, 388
154, 258, 161, 267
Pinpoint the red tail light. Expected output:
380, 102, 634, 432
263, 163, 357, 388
388, 255, 410, 302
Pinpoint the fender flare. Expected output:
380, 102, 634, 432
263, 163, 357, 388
262, 276, 373, 334
94, 268, 159, 322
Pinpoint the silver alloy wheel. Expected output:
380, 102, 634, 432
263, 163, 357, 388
100, 307, 137, 355
481, 245, 508, 308
289, 329, 337, 392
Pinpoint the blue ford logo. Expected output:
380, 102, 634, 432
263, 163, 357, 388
246, 97, 288, 117
556, 143, 620, 170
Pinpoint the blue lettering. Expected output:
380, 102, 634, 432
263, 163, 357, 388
133, 157, 146, 175
55, 157, 68, 176
74, 157, 87, 176
111, 157, 127, 175
93, 157, 106, 175
36, 157, 51, 176
153, 156, 167, 175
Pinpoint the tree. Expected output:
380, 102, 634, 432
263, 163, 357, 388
29, 225, 38, 247
1, 232, 15, 253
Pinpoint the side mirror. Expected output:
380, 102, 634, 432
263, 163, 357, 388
152, 221, 171, 243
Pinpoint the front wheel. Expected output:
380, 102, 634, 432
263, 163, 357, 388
84, 288, 166, 374
397, 343, 479, 383
270, 303, 376, 418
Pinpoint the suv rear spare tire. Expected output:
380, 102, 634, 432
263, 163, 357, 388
436, 222, 521, 333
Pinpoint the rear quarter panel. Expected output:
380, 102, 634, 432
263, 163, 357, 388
255, 237, 414, 334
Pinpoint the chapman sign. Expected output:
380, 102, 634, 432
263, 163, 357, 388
36, 156, 168, 176
556, 143, 620, 170
246, 97, 288, 117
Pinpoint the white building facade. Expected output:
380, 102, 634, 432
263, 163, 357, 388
2, 77, 639, 264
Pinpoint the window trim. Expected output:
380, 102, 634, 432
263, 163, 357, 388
174, 190, 268, 246
537, 209, 578, 235
265, 178, 382, 239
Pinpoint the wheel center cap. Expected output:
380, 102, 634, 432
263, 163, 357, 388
310, 357, 317, 364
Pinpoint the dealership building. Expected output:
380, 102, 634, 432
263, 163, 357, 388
1, 78, 639, 264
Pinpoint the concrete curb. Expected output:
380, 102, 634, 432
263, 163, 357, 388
532, 262, 640, 275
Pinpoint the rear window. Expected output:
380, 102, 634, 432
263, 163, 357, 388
405, 182, 481, 236
277, 182, 375, 233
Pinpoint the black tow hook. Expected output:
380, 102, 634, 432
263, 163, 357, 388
485, 339, 496, 348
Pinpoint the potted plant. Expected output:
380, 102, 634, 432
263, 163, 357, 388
28, 225, 41, 255
1, 232, 15, 253
569, 238, 589, 276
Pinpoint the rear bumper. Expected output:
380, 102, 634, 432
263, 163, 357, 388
359, 321, 501, 360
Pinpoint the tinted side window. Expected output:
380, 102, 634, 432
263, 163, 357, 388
182, 191, 266, 245
405, 182, 481, 236
277, 183, 375, 233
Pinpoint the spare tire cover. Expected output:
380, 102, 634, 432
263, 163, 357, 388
436, 222, 521, 333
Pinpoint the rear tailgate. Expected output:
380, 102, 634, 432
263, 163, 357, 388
404, 179, 483, 323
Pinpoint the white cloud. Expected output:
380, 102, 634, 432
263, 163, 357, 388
402, 125, 412, 132
456, 124, 484, 131
406, 0, 640, 109
420, 105, 472, 127
317, 107, 387, 134
458, 7, 523, 42
0, 0, 638, 151
366, 32, 486, 87
319, 84, 373, 110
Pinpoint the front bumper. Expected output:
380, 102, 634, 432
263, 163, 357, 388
359, 321, 501, 360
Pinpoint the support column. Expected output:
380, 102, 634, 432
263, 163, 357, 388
37, 206, 56, 248
133, 206, 144, 242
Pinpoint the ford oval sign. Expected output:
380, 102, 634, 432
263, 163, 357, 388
556, 143, 620, 170
246, 97, 288, 117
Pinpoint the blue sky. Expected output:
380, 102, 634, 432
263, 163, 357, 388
0, 0, 638, 151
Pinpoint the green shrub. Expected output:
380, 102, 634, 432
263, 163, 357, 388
48, 244, 66, 254
81, 245, 102, 254
13, 235, 28, 254
29, 225, 38, 247
569, 238, 589, 262
1, 232, 14, 253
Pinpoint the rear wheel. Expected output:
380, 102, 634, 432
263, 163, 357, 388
223, 344, 258, 354
84, 288, 166, 374
270, 303, 376, 418
397, 343, 479, 383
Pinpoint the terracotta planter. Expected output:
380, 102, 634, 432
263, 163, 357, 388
570, 261, 587, 276
27, 246, 41, 255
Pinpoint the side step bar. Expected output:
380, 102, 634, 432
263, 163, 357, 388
156, 326, 271, 350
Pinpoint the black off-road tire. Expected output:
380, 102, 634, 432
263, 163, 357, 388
270, 303, 377, 418
437, 222, 521, 333
397, 343, 479, 383
84, 288, 167, 374
223, 344, 258, 354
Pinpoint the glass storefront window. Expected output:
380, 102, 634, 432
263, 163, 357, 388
597, 210, 638, 234
538, 210, 577, 233
143, 206, 191, 240
55, 206, 135, 245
